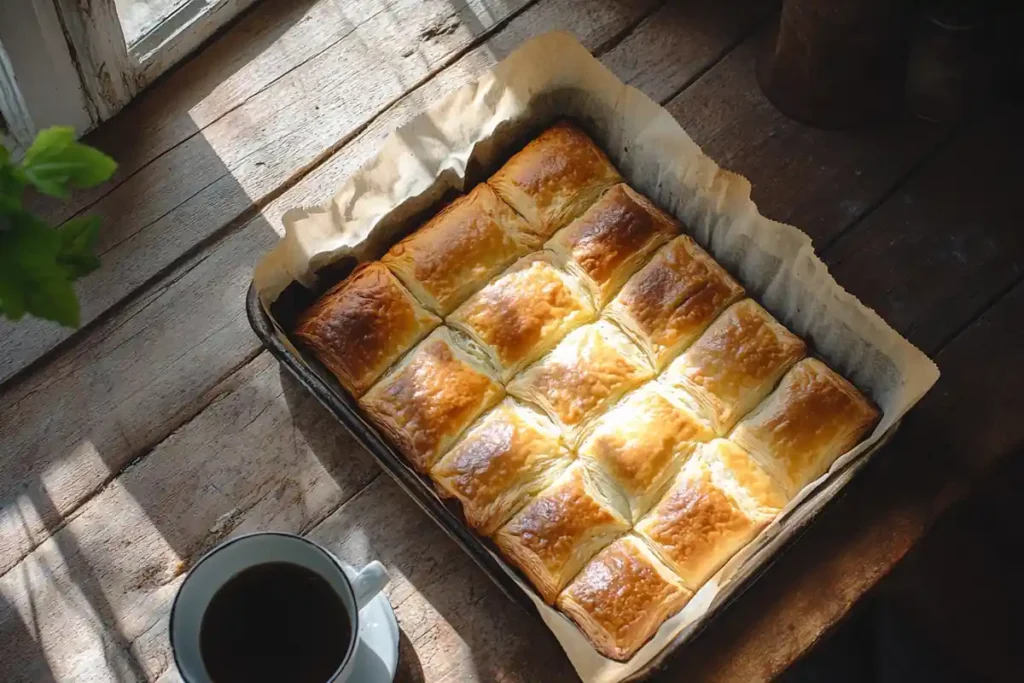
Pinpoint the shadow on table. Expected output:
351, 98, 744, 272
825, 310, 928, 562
280, 368, 578, 682
0, 592, 57, 683
0, 1, 314, 679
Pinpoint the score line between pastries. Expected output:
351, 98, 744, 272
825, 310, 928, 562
494, 460, 631, 604
359, 327, 504, 472
731, 358, 880, 497
634, 439, 788, 591
660, 299, 806, 435
605, 234, 745, 370
488, 120, 622, 241
431, 399, 572, 536
576, 382, 714, 522
546, 183, 679, 307
557, 535, 694, 662
448, 252, 596, 381
293, 262, 440, 397
381, 183, 539, 316
507, 320, 654, 447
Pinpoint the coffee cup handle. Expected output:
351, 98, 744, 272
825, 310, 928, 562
351, 561, 390, 611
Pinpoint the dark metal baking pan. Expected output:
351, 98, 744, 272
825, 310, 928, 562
246, 281, 898, 677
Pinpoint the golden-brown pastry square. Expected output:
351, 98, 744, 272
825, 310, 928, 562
294, 262, 440, 396
660, 299, 806, 435
635, 439, 788, 591
731, 358, 880, 497
494, 461, 630, 603
488, 121, 622, 241
557, 535, 693, 661
506, 321, 654, 446
431, 399, 572, 536
447, 253, 596, 381
381, 184, 537, 316
546, 184, 678, 307
605, 235, 745, 369
359, 327, 504, 472
577, 383, 714, 521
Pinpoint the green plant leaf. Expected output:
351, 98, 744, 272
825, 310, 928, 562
1, 163, 24, 206
0, 217, 81, 327
1, 128, 112, 327
26, 274, 80, 327
56, 216, 102, 278
0, 276, 27, 320
20, 126, 117, 198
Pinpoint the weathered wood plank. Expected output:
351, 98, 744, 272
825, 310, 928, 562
0, 0, 541, 383
663, 277, 1024, 683
650, 103, 1024, 682
0, 0, 684, 578
129, 476, 578, 682
601, 0, 768, 104
664, 32, 951, 247
825, 105, 1024, 355
0, 354, 379, 683
52, 0, 135, 122
0, 222, 273, 577
45, 0, 441, 222
4, 7, 1008, 683
880, 454, 1024, 681
0, 2, 771, 679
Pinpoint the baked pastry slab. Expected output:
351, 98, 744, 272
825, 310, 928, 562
576, 383, 714, 522
635, 439, 788, 591
488, 121, 622, 241
660, 299, 806, 435
605, 235, 745, 370
506, 321, 654, 446
381, 184, 537, 316
447, 253, 597, 381
431, 399, 572, 536
293, 262, 440, 396
731, 358, 880, 497
557, 535, 693, 662
546, 184, 679, 307
359, 327, 504, 472
494, 461, 631, 603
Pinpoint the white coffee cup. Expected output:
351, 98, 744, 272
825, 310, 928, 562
170, 532, 390, 683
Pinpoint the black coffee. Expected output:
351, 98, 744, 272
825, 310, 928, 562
199, 562, 351, 683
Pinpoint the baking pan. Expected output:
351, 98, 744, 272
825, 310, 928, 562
246, 281, 899, 678
245, 32, 932, 681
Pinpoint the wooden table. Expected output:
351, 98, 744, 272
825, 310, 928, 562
0, 0, 1019, 680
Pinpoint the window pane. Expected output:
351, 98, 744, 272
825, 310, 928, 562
115, 0, 191, 47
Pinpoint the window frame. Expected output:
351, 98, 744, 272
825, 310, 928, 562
1, 0, 259, 149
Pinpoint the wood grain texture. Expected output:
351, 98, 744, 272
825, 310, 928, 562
825, 105, 1024, 356
133, 0, 263, 90
656, 276, 1024, 683
0, 0, 670, 578
2, 3, 1014, 682
0, 354, 379, 683
665, 31, 952, 247
0, 0, 539, 383
47, 0, 482, 222
52, 0, 136, 122
600, 0, 769, 104
129, 476, 579, 683
0, 0, 683, 679
648, 102, 1024, 682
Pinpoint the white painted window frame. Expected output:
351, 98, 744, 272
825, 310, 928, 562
1, 0, 259, 152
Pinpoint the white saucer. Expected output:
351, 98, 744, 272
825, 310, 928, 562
343, 566, 400, 681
